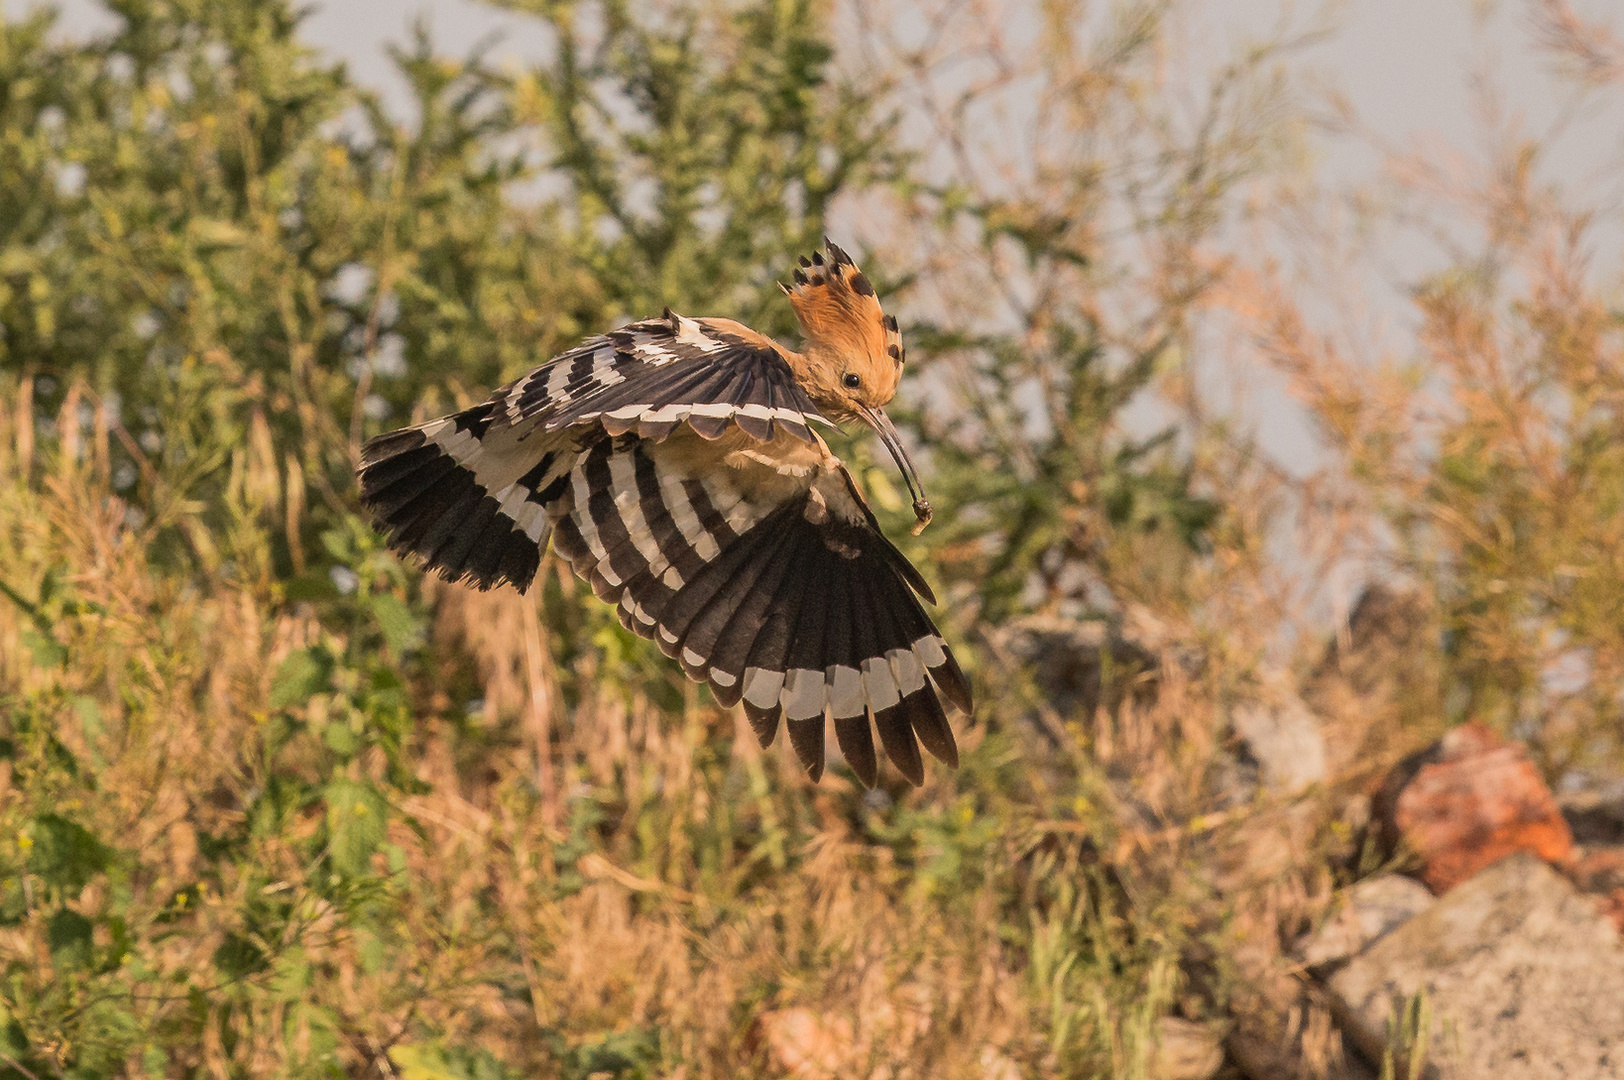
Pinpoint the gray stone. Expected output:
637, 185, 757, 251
1328, 853, 1624, 1079
1231, 691, 1328, 794
1299, 874, 1435, 970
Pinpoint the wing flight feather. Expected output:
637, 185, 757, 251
542, 436, 968, 785
356, 304, 969, 786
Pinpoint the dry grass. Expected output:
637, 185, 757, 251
3, 0, 1623, 1077
0, 385, 1222, 1077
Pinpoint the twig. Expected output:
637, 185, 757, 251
576, 852, 704, 906
0, 1052, 42, 1080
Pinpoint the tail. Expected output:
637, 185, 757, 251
356, 403, 569, 592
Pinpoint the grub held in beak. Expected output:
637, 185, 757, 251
859, 406, 932, 534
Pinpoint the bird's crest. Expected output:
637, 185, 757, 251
782, 238, 905, 373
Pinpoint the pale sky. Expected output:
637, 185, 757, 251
11, 0, 1615, 188
6, 0, 1622, 475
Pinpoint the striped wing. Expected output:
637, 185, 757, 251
550, 434, 970, 786
358, 311, 829, 592
357, 400, 569, 592
357, 318, 970, 786
489, 310, 832, 444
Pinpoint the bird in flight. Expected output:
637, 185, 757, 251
356, 239, 970, 786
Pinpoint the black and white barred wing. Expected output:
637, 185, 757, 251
357, 313, 969, 785
489, 311, 833, 443
552, 436, 971, 787
358, 400, 569, 593
357, 311, 831, 594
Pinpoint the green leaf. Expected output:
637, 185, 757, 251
556, 1027, 663, 1079
28, 814, 110, 895
213, 932, 268, 979
325, 778, 388, 878
21, 629, 66, 669
74, 696, 104, 766
27, 818, 111, 889
284, 572, 340, 601
390, 1044, 473, 1080
45, 909, 93, 970
358, 929, 386, 974
391, 1042, 516, 1080
0, 877, 27, 926
322, 722, 357, 756
369, 592, 424, 655
320, 529, 353, 563
269, 648, 328, 709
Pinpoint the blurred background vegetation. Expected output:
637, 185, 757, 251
1, 0, 1622, 1075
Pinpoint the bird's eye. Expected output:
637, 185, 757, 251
842, 372, 861, 389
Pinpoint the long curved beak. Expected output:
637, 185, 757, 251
859, 406, 933, 533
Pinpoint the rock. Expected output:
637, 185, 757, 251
1569, 845, 1624, 894
1231, 690, 1328, 795
1560, 780, 1624, 846
992, 615, 1158, 727
1600, 889, 1624, 936
1328, 853, 1624, 1079
1378, 723, 1574, 893
1298, 874, 1435, 970
1150, 1017, 1224, 1080
1219, 820, 1379, 1080
1315, 585, 1434, 695
1225, 1018, 1376, 1080
1568, 846, 1624, 933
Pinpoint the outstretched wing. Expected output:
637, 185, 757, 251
357, 312, 971, 785
357, 400, 569, 593
550, 433, 971, 786
490, 310, 832, 443
357, 311, 830, 593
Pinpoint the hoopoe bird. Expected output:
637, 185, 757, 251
356, 240, 970, 786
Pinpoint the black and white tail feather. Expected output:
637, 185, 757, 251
358, 274, 970, 786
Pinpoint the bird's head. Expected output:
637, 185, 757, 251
781, 238, 906, 415
781, 238, 930, 529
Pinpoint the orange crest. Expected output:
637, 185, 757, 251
781, 239, 905, 377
